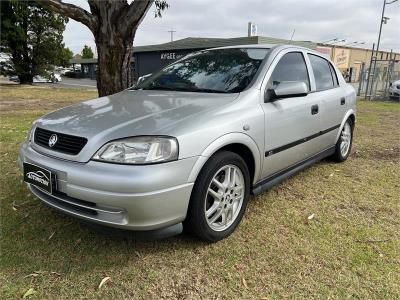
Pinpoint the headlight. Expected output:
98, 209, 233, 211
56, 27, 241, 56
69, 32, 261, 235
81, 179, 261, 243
92, 136, 178, 164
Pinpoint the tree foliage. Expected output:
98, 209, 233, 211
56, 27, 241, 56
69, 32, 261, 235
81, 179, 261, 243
81, 45, 94, 59
59, 47, 74, 67
0, 0, 69, 83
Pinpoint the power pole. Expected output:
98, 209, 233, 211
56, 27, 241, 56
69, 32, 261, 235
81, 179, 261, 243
289, 29, 296, 43
370, 0, 398, 99
168, 29, 176, 42
366, 43, 375, 100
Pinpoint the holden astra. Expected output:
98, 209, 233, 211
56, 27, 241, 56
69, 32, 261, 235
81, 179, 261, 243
19, 44, 356, 242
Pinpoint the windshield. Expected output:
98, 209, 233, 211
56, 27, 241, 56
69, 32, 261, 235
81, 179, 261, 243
134, 48, 269, 93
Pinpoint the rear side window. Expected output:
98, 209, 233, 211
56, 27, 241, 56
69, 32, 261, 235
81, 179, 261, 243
308, 54, 336, 91
268, 52, 310, 91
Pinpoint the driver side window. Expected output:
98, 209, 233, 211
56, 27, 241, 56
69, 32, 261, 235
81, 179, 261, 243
267, 52, 310, 91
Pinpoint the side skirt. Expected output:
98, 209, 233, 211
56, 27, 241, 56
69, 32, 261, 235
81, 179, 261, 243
252, 146, 335, 196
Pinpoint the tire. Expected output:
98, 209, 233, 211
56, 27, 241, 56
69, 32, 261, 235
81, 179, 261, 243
332, 118, 354, 162
390, 95, 400, 102
184, 151, 250, 242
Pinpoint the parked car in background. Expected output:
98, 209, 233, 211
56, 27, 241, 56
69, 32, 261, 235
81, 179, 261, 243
9, 73, 61, 83
19, 44, 356, 242
34, 74, 62, 83
55, 67, 73, 75
389, 80, 400, 100
64, 70, 85, 78
8, 75, 19, 82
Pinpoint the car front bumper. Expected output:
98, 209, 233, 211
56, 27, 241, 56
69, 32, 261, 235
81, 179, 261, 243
18, 141, 197, 232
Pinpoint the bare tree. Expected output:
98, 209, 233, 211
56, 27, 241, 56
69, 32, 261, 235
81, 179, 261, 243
37, 0, 168, 96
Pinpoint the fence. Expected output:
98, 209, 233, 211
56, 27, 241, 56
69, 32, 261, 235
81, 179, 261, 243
356, 49, 400, 101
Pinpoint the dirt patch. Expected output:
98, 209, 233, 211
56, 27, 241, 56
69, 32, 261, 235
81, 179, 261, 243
353, 145, 400, 161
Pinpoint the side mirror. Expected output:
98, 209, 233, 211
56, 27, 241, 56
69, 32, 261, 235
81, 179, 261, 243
266, 81, 308, 102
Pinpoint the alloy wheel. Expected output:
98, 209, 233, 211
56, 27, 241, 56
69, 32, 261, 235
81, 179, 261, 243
204, 164, 245, 231
340, 122, 352, 157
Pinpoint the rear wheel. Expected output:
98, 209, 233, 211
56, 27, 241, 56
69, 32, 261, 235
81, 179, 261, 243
185, 151, 250, 242
332, 118, 353, 162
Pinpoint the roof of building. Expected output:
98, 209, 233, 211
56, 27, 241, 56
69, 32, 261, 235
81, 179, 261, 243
133, 36, 317, 53
317, 43, 399, 55
69, 58, 98, 64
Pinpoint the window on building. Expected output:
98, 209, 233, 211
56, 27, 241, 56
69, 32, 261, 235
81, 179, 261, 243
308, 54, 336, 91
267, 52, 310, 91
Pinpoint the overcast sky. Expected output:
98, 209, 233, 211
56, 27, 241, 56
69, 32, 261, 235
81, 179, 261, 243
63, 0, 400, 55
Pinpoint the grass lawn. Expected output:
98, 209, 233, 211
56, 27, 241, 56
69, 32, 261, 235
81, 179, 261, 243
1, 84, 399, 299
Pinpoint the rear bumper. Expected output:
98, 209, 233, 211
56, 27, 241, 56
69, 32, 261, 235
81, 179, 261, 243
18, 141, 197, 231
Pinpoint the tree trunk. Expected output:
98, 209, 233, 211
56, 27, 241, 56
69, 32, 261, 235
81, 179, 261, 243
36, 0, 159, 97
95, 33, 134, 97
18, 1, 33, 85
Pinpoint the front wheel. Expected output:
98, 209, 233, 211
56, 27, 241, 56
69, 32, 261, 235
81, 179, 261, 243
184, 151, 250, 242
332, 118, 354, 162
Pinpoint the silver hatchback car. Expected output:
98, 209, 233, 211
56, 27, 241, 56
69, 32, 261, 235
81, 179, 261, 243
19, 44, 356, 241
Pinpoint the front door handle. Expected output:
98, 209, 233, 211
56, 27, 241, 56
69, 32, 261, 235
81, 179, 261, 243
311, 104, 319, 115
340, 97, 346, 105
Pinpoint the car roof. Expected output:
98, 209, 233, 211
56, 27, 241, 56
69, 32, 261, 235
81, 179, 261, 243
211, 43, 307, 50
211, 44, 275, 49
210, 43, 321, 55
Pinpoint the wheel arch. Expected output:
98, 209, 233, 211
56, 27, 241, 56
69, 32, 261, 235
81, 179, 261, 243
188, 133, 262, 186
335, 109, 356, 142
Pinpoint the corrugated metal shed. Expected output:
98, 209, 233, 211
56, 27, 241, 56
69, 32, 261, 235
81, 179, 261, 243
133, 36, 317, 53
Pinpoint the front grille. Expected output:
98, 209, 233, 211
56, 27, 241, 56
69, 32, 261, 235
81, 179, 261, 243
34, 127, 87, 155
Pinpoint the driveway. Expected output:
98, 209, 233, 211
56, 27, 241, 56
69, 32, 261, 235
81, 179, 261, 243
34, 77, 97, 90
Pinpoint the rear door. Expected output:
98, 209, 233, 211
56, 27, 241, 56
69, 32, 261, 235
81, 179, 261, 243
306, 53, 346, 147
260, 50, 323, 179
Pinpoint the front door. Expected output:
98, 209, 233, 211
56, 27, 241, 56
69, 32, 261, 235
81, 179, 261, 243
260, 51, 322, 179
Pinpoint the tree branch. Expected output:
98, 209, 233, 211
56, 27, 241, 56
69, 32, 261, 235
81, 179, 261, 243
124, 0, 153, 30
87, 0, 99, 16
36, 0, 97, 32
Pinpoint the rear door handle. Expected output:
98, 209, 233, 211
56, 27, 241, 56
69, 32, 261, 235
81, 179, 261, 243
311, 104, 319, 115
340, 97, 346, 105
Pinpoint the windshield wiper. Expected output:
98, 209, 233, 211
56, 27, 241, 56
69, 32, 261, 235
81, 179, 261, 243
142, 85, 228, 93
142, 85, 176, 91
189, 88, 228, 94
